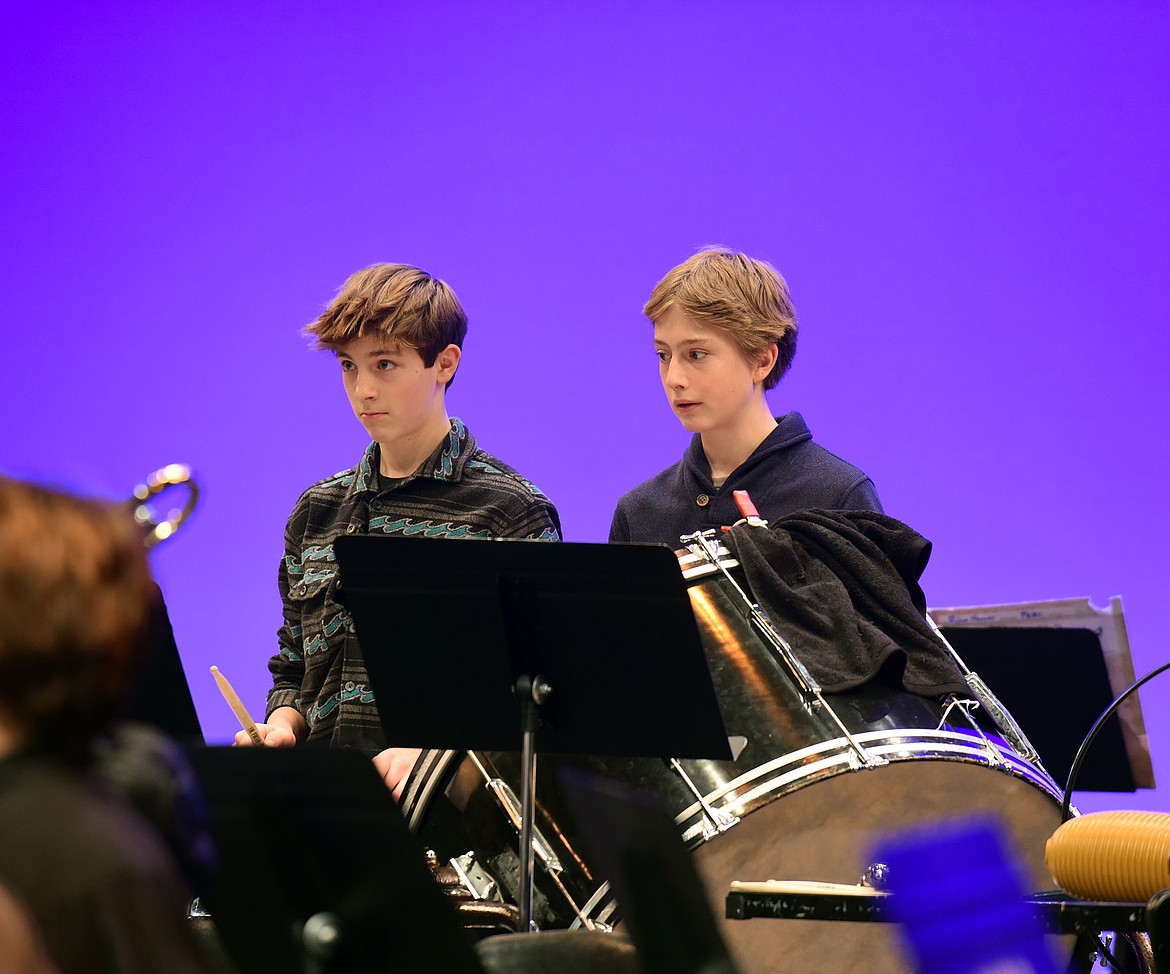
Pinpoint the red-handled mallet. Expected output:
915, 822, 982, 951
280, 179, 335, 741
720, 489, 768, 531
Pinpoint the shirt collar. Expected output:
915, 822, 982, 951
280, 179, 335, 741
354, 418, 475, 494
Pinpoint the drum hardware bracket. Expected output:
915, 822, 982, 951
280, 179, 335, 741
938, 696, 982, 732
451, 851, 503, 902
475, 770, 603, 931
668, 757, 741, 837
481, 776, 565, 876
926, 614, 1048, 771
939, 696, 1006, 769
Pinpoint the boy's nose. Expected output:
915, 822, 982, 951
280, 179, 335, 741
352, 369, 376, 397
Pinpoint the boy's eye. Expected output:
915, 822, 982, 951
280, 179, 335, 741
688, 349, 707, 361
340, 360, 355, 372
377, 359, 395, 371
656, 350, 669, 362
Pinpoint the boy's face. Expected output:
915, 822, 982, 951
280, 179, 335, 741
653, 307, 770, 436
335, 334, 455, 451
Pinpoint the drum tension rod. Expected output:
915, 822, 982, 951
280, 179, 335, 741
680, 530, 887, 771
464, 752, 601, 931
926, 615, 1049, 773
682, 531, 821, 698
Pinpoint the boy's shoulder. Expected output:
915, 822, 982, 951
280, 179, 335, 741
464, 446, 555, 504
451, 445, 562, 540
613, 454, 689, 517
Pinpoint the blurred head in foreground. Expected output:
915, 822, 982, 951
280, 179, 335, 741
0, 476, 152, 761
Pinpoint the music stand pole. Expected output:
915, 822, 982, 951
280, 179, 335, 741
333, 536, 735, 933
516, 673, 551, 933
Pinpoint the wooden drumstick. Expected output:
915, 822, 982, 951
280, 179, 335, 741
210, 665, 265, 747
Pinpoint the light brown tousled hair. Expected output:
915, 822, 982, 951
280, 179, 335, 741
643, 247, 798, 390
0, 478, 153, 756
305, 263, 469, 388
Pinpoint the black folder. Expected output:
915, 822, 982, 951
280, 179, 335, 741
940, 626, 1136, 792
184, 746, 485, 974
333, 536, 732, 760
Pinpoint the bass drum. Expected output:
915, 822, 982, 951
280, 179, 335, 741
400, 541, 1070, 974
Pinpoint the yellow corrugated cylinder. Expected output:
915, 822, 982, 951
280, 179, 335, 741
1046, 811, 1170, 902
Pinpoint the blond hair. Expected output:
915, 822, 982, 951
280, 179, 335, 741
643, 248, 798, 390
305, 263, 468, 387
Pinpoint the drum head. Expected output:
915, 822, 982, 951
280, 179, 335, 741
691, 759, 1069, 974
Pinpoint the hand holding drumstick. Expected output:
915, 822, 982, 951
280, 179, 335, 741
210, 666, 304, 747
211, 666, 416, 800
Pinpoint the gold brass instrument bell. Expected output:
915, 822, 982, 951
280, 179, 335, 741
129, 463, 199, 547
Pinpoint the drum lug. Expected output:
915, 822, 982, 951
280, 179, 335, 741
451, 852, 504, 902
697, 808, 741, 840
847, 747, 889, 770
668, 758, 741, 836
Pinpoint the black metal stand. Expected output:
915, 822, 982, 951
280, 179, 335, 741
334, 536, 734, 932
514, 672, 550, 932
726, 887, 1169, 972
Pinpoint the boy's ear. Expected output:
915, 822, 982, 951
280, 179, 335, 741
435, 344, 461, 384
753, 342, 779, 382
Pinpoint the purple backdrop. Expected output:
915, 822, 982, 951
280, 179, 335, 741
3, 2, 1166, 815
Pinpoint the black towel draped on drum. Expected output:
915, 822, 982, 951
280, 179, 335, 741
724, 509, 969, 697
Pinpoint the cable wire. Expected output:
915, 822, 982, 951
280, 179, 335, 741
1061, 661, 1170, 823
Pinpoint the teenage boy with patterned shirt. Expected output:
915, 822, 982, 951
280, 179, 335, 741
239, 263, 561, 798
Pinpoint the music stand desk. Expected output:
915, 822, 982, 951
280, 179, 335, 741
335, 535, 733, 933
333, 536, 732, 759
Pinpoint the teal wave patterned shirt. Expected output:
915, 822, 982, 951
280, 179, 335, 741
266, 418, 561, 752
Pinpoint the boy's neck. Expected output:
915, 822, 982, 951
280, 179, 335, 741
378, 411, 455, 479
700, 405, 778, 482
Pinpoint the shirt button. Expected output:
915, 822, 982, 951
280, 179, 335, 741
696, 494, 710, 507
345, 524, 357, 534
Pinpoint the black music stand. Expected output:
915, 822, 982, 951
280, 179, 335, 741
939, 626, 1139, 792
184, 745, 486, 974
122, 582, 204, 742
333, 536, 733, 932
561, 768, 740, 974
